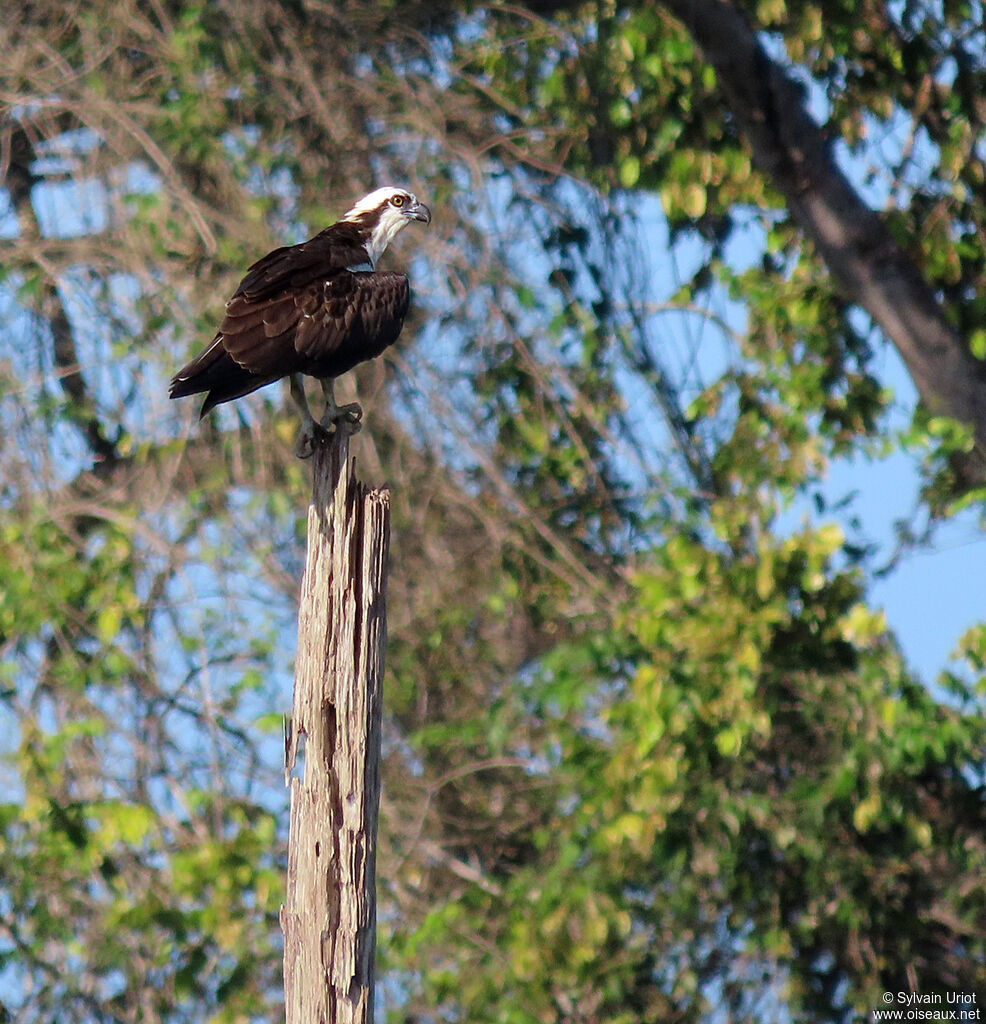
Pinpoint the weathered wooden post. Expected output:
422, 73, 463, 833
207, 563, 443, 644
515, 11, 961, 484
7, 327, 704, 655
281, 426, 390, 1024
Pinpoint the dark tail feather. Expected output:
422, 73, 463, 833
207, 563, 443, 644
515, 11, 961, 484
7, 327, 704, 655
197, 374, 276, 416
170, 336, 276, 416
169, 336, 233, 398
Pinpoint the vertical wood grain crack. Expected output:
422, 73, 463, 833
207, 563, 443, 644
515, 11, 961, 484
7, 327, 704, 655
281, 430, 390, 1024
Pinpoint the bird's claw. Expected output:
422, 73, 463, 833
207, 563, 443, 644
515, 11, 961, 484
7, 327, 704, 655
294, 421, 330, 459
295, 404, 363, 458
320, 402, 363, 434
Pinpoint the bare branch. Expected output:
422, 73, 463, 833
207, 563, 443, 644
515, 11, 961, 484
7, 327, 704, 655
662, 0, 986, 483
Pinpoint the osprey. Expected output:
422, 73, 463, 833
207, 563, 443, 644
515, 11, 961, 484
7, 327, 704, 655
169, 186, 431, 455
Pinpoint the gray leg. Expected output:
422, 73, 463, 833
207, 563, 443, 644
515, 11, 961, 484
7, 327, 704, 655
319, 378, 362, 432
290, 374, 324, 459
290, 373, 314, 423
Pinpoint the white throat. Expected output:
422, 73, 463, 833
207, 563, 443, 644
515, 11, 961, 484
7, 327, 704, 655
363, 213, 410, 268
343, 186, 416, 268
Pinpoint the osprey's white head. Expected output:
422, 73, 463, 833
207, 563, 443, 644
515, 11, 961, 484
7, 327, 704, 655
343, 186, 431, 267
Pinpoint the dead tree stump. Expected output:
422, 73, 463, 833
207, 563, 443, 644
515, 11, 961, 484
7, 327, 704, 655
281, 428, 390, 1024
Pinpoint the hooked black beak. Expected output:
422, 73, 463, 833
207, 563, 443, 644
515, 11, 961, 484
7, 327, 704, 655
407, 201, 431, 224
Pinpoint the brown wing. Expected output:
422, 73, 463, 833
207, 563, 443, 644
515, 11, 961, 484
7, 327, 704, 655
233, 224, 368, 300
169, 224, 409, 414
220, 270, 410, 381
170, 226, 373, 408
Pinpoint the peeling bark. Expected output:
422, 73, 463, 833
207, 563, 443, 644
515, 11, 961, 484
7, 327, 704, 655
281, 429, 390, 1024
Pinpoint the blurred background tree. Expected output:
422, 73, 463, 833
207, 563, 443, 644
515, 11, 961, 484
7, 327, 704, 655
2, 1, 985, 1021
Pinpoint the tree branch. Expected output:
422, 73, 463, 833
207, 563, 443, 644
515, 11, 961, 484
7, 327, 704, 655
4, 121, 120, 465
662, 0, 986, 484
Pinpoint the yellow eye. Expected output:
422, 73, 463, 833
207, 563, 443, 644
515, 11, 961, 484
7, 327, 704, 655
390, 194, 405, 207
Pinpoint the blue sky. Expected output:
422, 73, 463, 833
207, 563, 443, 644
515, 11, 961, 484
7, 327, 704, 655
6, 111, 984, 696
622, 182, 986, 687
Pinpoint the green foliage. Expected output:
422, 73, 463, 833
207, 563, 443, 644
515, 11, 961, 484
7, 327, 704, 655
5, 0, 986, 1020
393, 519, 986, 1019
